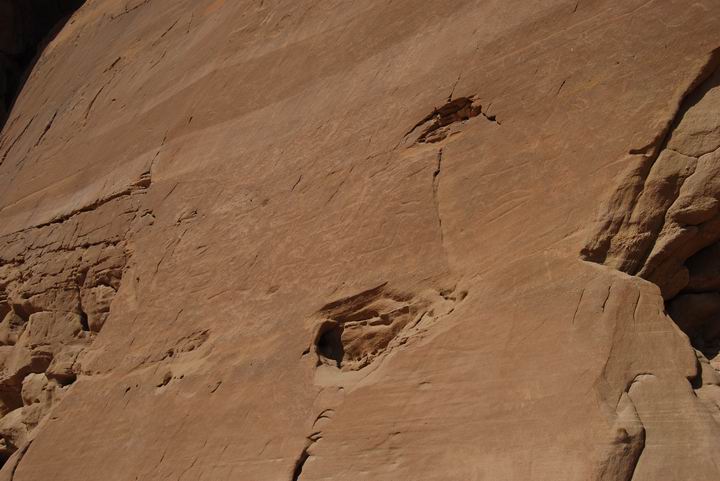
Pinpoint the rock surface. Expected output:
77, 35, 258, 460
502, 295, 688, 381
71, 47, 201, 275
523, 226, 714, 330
0, 1, 720, 480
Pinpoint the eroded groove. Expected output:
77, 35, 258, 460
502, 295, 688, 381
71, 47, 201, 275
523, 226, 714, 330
289, 397, 336, 480
432, 149, 444, 244
109, 0, 151, 20
32, 110, 57, 148
0, 116, 34, 167
290, 440, 313, 481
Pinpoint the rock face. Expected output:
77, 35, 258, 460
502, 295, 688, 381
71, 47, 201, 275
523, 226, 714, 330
582, 56, 720, 451
0, 1, 719, 480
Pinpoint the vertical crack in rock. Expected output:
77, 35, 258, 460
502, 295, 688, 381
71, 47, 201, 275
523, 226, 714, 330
433, 148, 444, 245
290, 409, 334, 481
400, 95, 499, 259
290, 438, 313, 481
0, 116, 34, 167
0, 0, 86, 130
596, 375, 650, 481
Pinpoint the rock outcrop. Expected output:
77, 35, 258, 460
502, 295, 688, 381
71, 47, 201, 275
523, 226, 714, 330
0, 1, 719, 480
583, 53, 720, 436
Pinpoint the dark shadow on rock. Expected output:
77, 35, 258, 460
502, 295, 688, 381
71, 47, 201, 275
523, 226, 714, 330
0, 0, 86, 131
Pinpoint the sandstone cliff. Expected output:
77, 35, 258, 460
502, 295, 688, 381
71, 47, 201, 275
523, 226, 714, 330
0, 1, 719, 480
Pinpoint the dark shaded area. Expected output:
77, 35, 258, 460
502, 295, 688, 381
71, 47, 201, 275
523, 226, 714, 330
315, 320, 344, 368
290, 443, 311, 481
0, 0, 85, 130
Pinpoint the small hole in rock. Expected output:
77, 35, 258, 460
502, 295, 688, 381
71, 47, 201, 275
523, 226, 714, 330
156, 371, 172, 388
316, 321, 344, 368
79, 310, 89, 331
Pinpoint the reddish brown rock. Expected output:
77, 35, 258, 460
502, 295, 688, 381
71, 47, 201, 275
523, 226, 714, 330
1, 1, 720, 480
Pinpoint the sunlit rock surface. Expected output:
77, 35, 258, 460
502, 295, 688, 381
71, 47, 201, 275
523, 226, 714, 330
0, 1, 719, 480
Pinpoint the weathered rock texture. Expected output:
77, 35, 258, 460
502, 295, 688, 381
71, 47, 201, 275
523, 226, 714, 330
0, 1, 719, 480
582, 54, 720, 450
